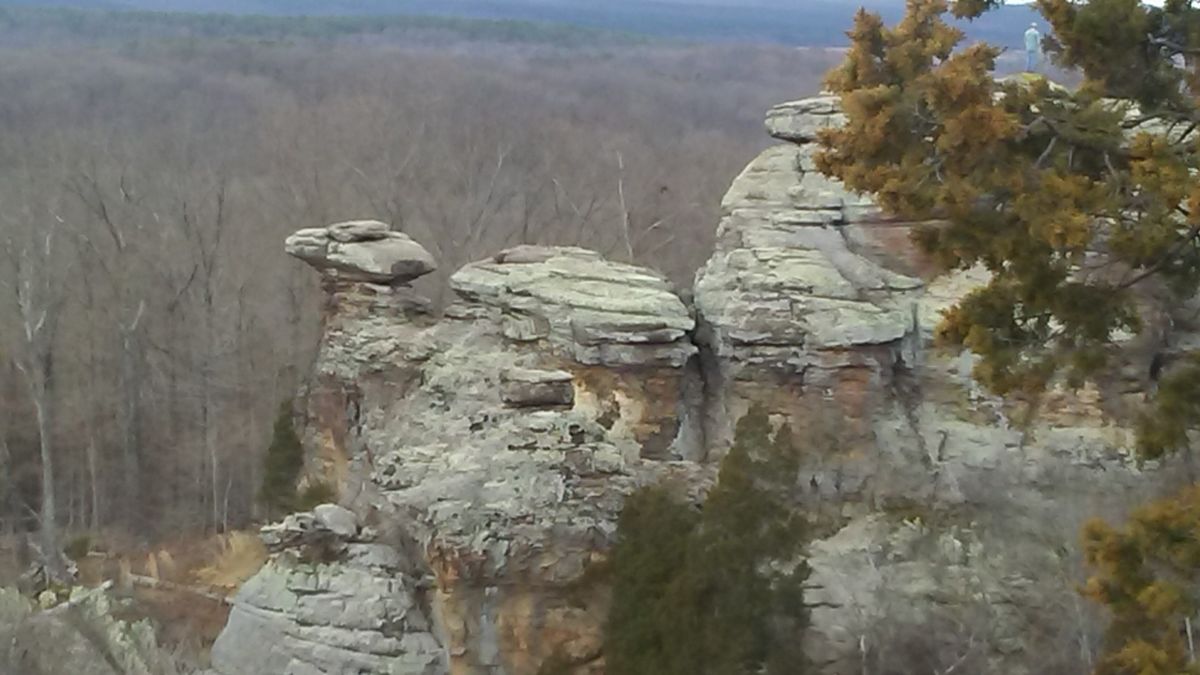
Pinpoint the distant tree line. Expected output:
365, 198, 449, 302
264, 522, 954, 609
0, 14, 836, 559
0, 5, 641, 47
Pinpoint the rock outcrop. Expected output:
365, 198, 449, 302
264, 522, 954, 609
693, 96, 1188, 673
286, 220, 437, 284
210, 99, 1194, 675
213, 505, 446, 675
211, 242, 710, 675
0, 585, 179, 675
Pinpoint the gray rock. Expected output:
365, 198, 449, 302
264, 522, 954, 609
450, 246, 696, 368
260, 506, 359, 555
695, 136, 922, 376
327, 219, 391, 243
313, 504, 359, 538
691, 95, 1190, 675
213, 243, 710, 674
500, 368, 575, 408
213, 94, 1195, 675
765, 96, 846, 142
285, 221, 437, 284
210, 560, 444, 675
0, 586, 177, 675
492, 244, 599, 265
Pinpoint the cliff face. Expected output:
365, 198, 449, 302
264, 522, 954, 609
213, 238, 713, 675
209, 100, 1191, 675
698, 98, 1191, 672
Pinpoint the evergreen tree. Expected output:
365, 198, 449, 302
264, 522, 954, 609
818, 0, 1200, 441
1082, 484, 1200, 675
819, 1, 1200, 672
605, 487, 700, 675
259, 401, 305, 515
606, 406, 811, 675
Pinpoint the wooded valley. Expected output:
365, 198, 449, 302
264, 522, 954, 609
0, 10, 839, 547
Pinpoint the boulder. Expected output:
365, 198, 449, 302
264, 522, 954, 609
327, 219, 391, 243
313, 503, 359, 538
211, 560, 444, 675
765, 95, 846, 143
285, 220, 436, 284
500, 368, 575, 408
260, 505, 361, 556
450, 246, 696, 368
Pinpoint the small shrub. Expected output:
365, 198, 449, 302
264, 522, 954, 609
295, 482, 336, 511
63, 534, 91, 561
259, 401, 305, 515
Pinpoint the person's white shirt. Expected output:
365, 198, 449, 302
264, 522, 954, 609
1025, 25, 1041, 53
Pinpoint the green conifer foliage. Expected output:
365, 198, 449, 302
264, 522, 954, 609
818, 0, 1200, 437
820, 1, 1200, 671
605, 487, 699, 675
605, 406, 811, 675
1082, 484, 1200, 675
259, 401, 305, 515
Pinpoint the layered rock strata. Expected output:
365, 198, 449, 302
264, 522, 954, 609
210, 96, 1196, 675
286, 220, 437, 284
692, 96, 1190, 672
211, 233, 710, 675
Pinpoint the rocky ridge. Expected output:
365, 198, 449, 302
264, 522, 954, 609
208, 98, 1191, 675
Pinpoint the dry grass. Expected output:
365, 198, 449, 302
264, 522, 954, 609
193, 531, 268, 593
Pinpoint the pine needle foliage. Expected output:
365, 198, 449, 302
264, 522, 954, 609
820, 1, 1200, 672
606, 406, 811, 675
818, 0, 1200, 454
1082, 484, 1200, 675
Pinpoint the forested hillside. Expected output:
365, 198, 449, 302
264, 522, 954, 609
0, 10, 839, 545
0, 0, 1043, 47
11, 2, 1200, 674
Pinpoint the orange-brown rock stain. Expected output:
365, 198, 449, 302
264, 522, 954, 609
573, 366, 684, 459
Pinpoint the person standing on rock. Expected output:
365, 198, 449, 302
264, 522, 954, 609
1025, 22, 1043, 72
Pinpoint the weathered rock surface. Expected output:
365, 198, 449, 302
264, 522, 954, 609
765, 95, 846, 143
210, 97, 1196, 675
286, 220, 437, 284
212, 542, 444, 675
696, 96, 1191, 674
0, 585, 178, 675
500, 368, 575, 408
450, 245, 696, 368
211, 244, 711, 675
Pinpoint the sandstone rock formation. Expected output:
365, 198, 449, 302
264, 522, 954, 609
285, 220, 437, 284
209, 97, 1194, 675
213, 505, 445, 675
210, 243, 710, 675
699, 97, 1187, 673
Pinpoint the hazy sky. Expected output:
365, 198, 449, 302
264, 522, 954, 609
1006, 0, 1165, 4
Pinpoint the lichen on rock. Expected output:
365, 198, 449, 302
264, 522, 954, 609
285, 220, 437, 285
208, 97, 1197, 675
0, 584, 178, 675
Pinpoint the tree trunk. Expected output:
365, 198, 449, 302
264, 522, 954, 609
120, 329, 144, 534
204, 288, 221, 531
29, 364, 66, 583
87, 438, 100, 532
